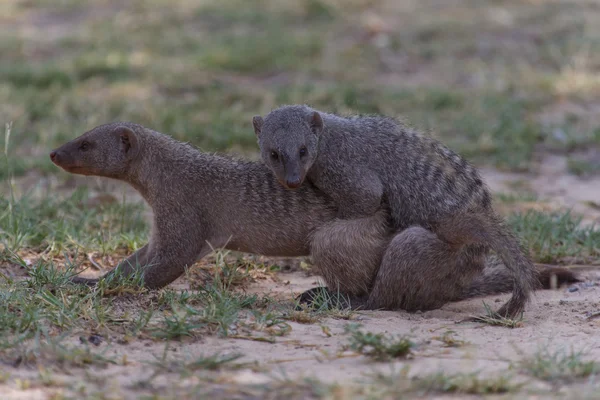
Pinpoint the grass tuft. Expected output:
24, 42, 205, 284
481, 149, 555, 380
413, 371, 520, 395
518, 347, 600, 383
344, 324, 413, 361
508, 210, 600, 264
467, 302, 524, 328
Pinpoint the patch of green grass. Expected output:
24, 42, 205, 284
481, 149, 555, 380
274, 85, 545, 171
2, 0, 600, 183
412, 371, 520, 395
343, 324, 413, 362
199, 25, 323, 74
518, 347, 599, 383
444, 95, 543, 172
189, 283, 258, 336
0, 65, 74, 89
150, 306, 207, 340
467, 302, 524, 328
508, 209, 600, 264
286, 286, 356, 323
150, 252, 259, 339
431, 330, 468, 348
149, 350, 246, 377
568, 157, 600, 177
15, 335, 118, 370
369, 367, 521, 397
0, 186, 148, 254
495, 191, 539, 204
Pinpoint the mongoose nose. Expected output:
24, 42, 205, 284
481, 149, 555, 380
286, 179, 302, 189
50, 151, 57, 162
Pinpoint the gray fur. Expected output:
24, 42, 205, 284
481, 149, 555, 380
254, 105, 540, 317
49, 123, 578, 315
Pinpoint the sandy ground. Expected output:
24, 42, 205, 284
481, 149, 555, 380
2, 154, 600, 399
2, 269, 600, 399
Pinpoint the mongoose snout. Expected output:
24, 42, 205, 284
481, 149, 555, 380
285, 176, 302, 189
49, 147, 77, 171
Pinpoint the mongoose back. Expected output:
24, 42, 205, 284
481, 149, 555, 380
253, 105, 538, 317
50, 123, 575, 315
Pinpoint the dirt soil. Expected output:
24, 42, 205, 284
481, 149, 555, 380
2, 155, 600, 399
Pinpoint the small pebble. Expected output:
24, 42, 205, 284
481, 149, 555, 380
568, 286, 580, 293
88, 334, 103, 346
79, 334, 103, 346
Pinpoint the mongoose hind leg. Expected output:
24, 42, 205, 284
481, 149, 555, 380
366, 226, 486, 311
302, 209, 391, 309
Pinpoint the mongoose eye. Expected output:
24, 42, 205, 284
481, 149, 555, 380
270, 151, 279, 161
299, 146, 307, 157
79, 141, 90, 151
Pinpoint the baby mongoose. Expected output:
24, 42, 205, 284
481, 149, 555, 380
253, 105, 538, 317
49, 123, 576, 315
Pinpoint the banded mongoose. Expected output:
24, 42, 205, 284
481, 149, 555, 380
49, 123, 577, 314
253, 105, 539, 317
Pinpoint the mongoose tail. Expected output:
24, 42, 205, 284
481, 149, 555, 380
463, 260, 580, 300
438, 211, 539, 317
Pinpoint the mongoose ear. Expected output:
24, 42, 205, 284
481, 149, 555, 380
252, 116, 264, 136
115, 126, 139, 161
309, 112, 323, 136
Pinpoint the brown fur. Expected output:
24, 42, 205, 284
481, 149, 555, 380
50, 123, 579, 315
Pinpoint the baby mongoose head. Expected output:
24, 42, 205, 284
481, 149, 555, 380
253, 106, 323, 190
50, 123, 140, 179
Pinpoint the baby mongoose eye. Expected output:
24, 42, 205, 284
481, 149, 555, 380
299, 146, 307, 157
270, 150, 279, 161
79, 141, 90, 151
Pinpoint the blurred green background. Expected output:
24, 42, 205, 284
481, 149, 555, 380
2, 0, 600, 181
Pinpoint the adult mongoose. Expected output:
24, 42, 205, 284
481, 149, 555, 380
50, 122, 577, 315
253, 105, 538, 317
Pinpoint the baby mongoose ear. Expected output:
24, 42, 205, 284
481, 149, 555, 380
309, 111, 323, 136
115, 126, 139, 161
252, 116, 264, 137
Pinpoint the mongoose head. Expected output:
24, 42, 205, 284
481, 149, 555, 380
50, 123, 140, 179
252, 106, 323, 190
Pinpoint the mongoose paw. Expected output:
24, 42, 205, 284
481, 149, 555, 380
69, 276, 100, 287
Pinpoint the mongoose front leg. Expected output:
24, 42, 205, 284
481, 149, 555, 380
70, 219, 212, 290
311, 165, 383, 220
69, 243, 150, 286
366, 226, 486, 311
300, 209, 391, 309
